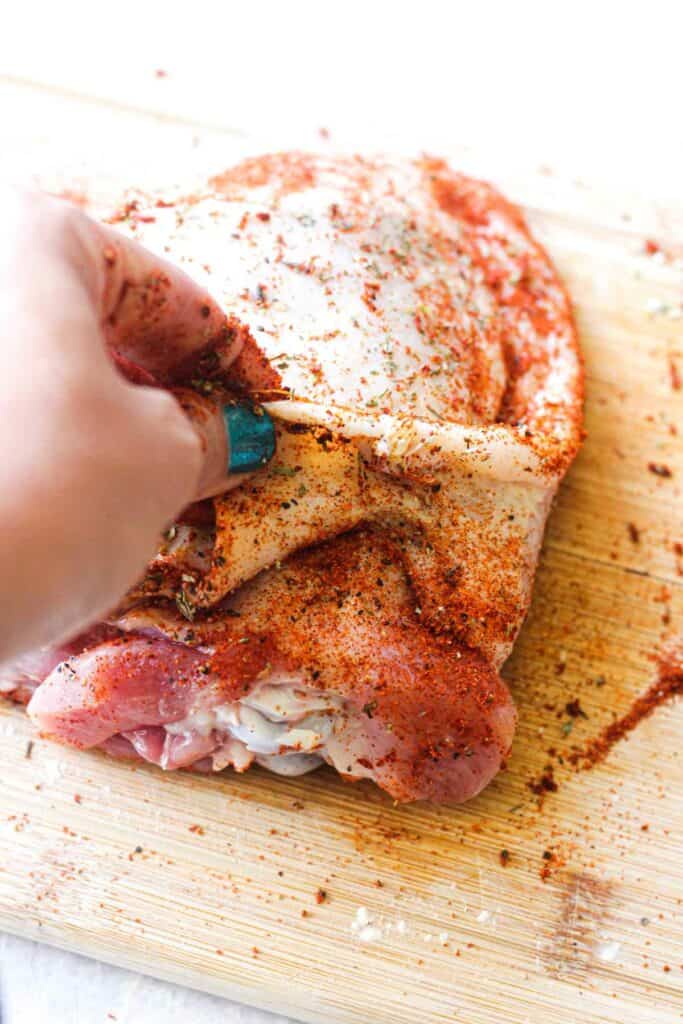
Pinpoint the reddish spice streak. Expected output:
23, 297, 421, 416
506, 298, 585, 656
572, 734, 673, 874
672, 550, 683, 581
428, 172, 491, 228
421, 155, 583, 477
627, 522, 641, 544
210, 153, 317, 198
569, 643, 683, 769
361, 281, 381, 313
669, 358, 681, 391
106, 199, 159, 226
648, 462, 672, 478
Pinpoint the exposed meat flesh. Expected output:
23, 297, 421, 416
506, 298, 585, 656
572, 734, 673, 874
27, 531, 516, 804
0, 624, 121, 705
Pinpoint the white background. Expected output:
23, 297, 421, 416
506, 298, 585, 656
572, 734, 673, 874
0, 1, 681, 1021
2, 0, 682, 194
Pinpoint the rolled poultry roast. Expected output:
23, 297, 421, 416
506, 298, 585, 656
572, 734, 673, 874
2, 154, 583, 803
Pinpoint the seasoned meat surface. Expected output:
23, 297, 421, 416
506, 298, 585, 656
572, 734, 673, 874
4, 154, 582, 803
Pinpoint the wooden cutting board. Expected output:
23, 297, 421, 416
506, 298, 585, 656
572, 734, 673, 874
0, 77, 681, 1024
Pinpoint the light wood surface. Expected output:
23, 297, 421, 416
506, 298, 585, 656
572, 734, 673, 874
0, 78, 681, 1024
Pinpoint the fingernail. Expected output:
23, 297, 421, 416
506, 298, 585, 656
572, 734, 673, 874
223, 403, 276, 473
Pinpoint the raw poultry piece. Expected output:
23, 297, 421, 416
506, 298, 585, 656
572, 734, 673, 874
2, 154, 582, 803
119, 153, 582, 665
10, 531, 516, 803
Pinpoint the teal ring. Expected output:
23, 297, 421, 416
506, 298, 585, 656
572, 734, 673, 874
223, 404, 276, 473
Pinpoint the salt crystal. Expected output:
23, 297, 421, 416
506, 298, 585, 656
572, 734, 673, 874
353, 907, 370, 928
358, 925, 383, 943
595, 940, 621, 963
351, 906, 382, 943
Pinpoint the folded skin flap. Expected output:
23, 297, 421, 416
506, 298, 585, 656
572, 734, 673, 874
119, 153, 581, 670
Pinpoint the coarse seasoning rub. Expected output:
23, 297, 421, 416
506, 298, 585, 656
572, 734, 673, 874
3, 154, 583, 803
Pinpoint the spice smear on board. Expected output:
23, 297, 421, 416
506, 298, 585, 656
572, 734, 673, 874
569, 640, 683, 770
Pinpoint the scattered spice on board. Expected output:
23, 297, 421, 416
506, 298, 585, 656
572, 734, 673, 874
569, 640, 683, 770
674, 542, 683, 576
565, 699, 588, 719
648, 462, 672, 478
528, 765, 558, 797
627, 522, 641, 544
539, 847, 566, 882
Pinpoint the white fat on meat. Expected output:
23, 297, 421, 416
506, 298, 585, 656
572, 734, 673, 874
161, 677, 343, 776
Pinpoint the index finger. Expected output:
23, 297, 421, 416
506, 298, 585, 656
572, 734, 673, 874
78, 217, 242, 383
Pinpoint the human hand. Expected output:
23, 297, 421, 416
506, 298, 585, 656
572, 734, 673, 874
0, 188, 274, 661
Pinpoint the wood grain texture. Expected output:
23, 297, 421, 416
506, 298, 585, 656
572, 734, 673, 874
0, 77, 681, 1024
